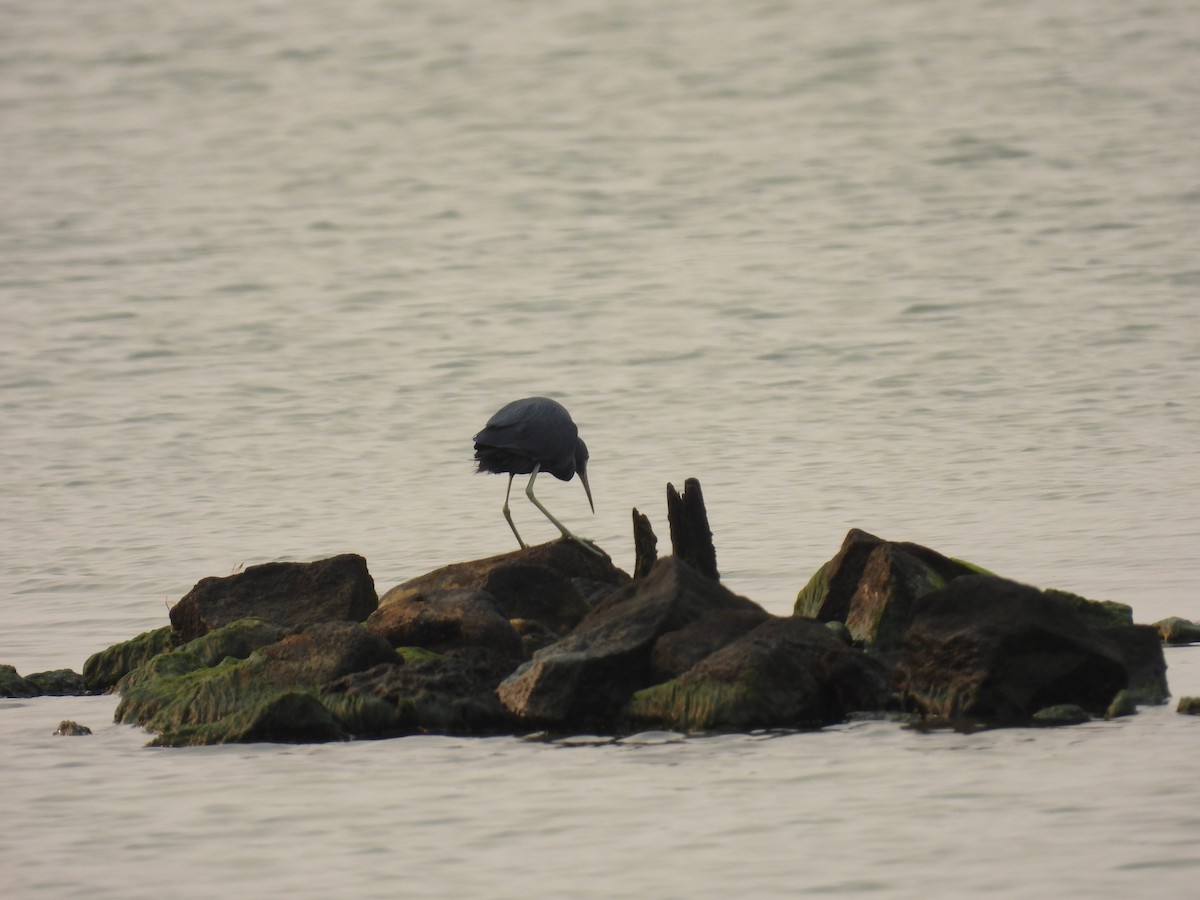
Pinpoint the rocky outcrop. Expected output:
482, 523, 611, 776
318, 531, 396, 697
497, 557, 766, 728
894, 575, 1159, 722
168, 554, 378, 642
626, 616, 892, 731
51, 495, 1178, 745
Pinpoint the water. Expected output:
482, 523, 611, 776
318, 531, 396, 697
2, 1, 1199, 895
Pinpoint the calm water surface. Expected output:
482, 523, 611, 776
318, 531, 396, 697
2, 1, 1199, 896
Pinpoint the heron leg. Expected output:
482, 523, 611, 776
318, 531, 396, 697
525, 465, 604, 556
502, 473, 527, 549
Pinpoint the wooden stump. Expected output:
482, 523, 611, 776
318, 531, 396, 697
632, 508, 658, 579
666, 478, 719, 581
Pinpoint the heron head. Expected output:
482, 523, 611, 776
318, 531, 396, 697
575, 438, 594, 513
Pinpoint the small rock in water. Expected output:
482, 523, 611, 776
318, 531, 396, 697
1031, 704, 1091, 726
1154, 617, 1200, 645
1176, 697, 1200, 716
1105, 690, 1138, 719
54, 720, 92, 736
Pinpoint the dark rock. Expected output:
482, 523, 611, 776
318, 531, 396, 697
367, 589, 523, 659
324, 647, 520, 735
1097, 624, 1169, 705
626, 616, 892, 731
497, 557, 766, 728
1045, 590, 1133, 629
1177, 697, 1200, 715
895, 575, 1131, 722
169, 554, 378, 642
83, 626, 175, 693
26, 669, 86, 696
648, 606, 771, 682
152, 691, 344, 747
1031, 704, 1091, 726
510, 618, 561, 657
1154, 616, 1200, 645
825, 621, 853, 645
54, 720, 93, 736
1, 664, 39, 698
1105, 690, 1138, 719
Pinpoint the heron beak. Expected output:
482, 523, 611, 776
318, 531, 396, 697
579, 467, 594, 513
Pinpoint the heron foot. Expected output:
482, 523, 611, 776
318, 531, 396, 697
563, 533, 606, 557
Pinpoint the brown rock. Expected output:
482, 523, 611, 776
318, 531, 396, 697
169, 554, 378, 642
366, 589, 523, 660
378, 540, 629, 637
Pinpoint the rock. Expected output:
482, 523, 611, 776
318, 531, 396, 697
895, 575, 1133, 722
324, 647, 520, 735
497, 557, 767, 728
1032, 704, 1091, 726
0, 664, 40, 698
794, 529, 983, 648
825, 621, 853, 645
117, 617, 289, 694
647, 606, 771, 682
169, 554, 378, 642
366, 589, 523, 660
1177, 697, 1200, 715
1105, 690, 1138, 719
116, 621, 398, 745
1154, 616, 1200, 645
25, 669, 86, 696
1096, 624, 1169, 705
83, 626, 176, 693
152, 691, 344, 747
626, 616, 892, 732
54, 720, 93, 736
379, 541, 628, 638
1045, 590, 1133, 629
510, 618, 561, 657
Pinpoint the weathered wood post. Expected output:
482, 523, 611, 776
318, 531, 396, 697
631, 508, 658, 579
666, 478, 719, 581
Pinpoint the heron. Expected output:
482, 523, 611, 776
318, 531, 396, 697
473, 396, 600, 554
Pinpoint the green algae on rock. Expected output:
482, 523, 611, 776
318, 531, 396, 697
82, 626, 175, 693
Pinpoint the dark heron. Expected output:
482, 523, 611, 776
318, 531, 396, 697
473, 397, 598, 553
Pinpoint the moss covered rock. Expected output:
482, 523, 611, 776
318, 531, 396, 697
625, 617, 891, 732
1, 664, 39, 698
116, 621, 398, 745
82, 626, 175, 693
